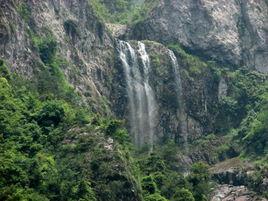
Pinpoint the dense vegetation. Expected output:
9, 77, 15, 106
90, 0, 159, 24
0, 61, 213, 201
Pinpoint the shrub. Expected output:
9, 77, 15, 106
187, 162, 210, 201
243, 103, 268, 155
17, 2, 31, 22
144, 193, 168, 201
104, 119, 130, 144
172, 188, 195, 201
0, 59, 10, 80
36, 101, 65, 127
142, 175, 158, 195
33, 35, 57, 64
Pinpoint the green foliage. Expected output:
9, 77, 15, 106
17, 2, 31, 23
74, 181, 97, 201
219, 70, 268, 161
144, 193, 169, 201
242, 99, 268, 156
168, 43, 208, 76
0, 78, 25, 137
125, 0, 160, 25
172, 188, 195, 201
0, 59, 10, 80
29, 33, 79, 102
160, 173, 190, 199
90, 0, 110, 21
3, 6, 267, 198
142, 175, 158, 195
97, 118, 130, 145
224, 70, 268, 125
33, 35, 57, 64
0, 73, 140, 201
114, 0, 129, 11
37, 58, 75, 100
90, 0, 159, 24
0, 186, 49, 201
138, 153, 166, 175
36, 101, 65, 127
135, 146, 207, 201
187, 162, 210, 201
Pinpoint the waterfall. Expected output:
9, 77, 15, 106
137, 42, 157, 152
168, 50, 188, 152
118, 40, 157, 151
168, 50, 183, 102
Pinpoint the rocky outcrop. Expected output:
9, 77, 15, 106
210, 158, 268, 199
210, 185, 267, 201
106, 23, 128, 38
130, 0, 268, 72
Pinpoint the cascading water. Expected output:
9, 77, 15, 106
168, 50, 188, 152
168, 50, 183, 103
118, 40, 157, 151
137, 42, 157, 152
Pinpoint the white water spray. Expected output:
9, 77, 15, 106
118, 40, 157, 151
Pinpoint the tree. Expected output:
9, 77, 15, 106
144, 193, 168, 201
77, 181, 97, 201
187, 162, 210, 201
142, 175, 158, 195
36, 101, 65, 127
172, 188, 195, 201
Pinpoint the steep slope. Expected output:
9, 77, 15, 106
0, 0, 115, 111
130, 0, 268, 72
0, 1, 143, 201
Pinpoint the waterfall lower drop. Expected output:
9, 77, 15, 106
118, 40, 157, 151
168, 50, 188, 152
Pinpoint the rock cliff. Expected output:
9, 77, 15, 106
130, 0, 268, 72
0, 1, 267, 199
0, 0, 115, 111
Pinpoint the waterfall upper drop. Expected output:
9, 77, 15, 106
118, 40, 157, 150
168, 50, 183, 104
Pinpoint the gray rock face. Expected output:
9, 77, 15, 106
130, 0, 268, 72
210, 158, 268, 199
210, 185, 267, 201
0, 0, 115, 111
